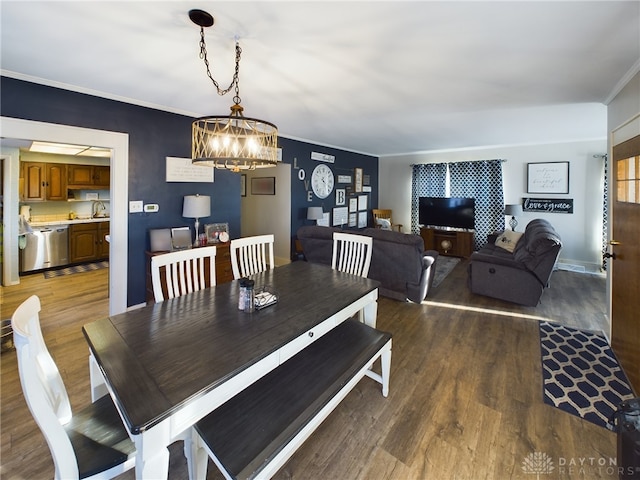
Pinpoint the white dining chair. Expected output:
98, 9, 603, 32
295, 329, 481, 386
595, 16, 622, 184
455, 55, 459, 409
11, 295, 136, 480
150, 247, 217, 477
230, 234, 275, 279
150, 245, 217, 302
332, 232, 373, 278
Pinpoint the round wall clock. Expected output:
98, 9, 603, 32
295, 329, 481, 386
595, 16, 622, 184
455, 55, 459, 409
311, 164, 334, 199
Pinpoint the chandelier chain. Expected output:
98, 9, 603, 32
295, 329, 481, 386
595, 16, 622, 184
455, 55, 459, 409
198, 27, 242, 103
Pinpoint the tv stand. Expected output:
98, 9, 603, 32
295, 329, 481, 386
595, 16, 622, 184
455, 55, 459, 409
420, 226, 474, 258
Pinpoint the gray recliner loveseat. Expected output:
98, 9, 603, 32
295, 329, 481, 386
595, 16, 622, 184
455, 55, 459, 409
297, 225, 439, 303
467, 218, 562, 306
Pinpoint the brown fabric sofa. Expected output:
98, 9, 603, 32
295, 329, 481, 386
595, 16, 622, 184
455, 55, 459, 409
467, 218, 562, 306
296, 225, 439, 303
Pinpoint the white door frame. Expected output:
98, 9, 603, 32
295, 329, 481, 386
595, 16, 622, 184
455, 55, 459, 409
1, 117, 129, 316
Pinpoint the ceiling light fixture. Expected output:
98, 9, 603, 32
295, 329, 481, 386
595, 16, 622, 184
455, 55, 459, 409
189, 9, 279, 173
28, 141, 111, 157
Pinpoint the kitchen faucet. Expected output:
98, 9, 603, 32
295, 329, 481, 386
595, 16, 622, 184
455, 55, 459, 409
92, 200, 107, 218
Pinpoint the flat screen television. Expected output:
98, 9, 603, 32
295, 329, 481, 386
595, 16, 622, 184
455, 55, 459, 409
419, 196, 475, 230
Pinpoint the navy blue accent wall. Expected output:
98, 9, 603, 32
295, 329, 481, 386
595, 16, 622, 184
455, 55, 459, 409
1, 76, 378, 305
1, 77, 240, 305
279, 137, 378, 258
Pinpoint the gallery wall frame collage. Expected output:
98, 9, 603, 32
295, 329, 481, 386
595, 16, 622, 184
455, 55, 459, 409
321, 167, 371, 228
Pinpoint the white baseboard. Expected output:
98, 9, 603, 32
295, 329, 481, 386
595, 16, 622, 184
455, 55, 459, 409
556, 261, 604, 276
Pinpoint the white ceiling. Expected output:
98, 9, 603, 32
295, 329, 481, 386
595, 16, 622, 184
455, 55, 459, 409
1, 1, 639, 157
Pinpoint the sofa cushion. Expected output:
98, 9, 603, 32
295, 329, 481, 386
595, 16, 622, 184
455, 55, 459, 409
494, 230, 523, 253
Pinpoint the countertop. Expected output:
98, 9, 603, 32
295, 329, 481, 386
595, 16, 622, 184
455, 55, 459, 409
29, 217, 110, 227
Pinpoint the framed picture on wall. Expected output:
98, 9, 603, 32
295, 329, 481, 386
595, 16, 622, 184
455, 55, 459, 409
527, 162, 569, 194
349, 197, 358, 212
357, 211, 367, 228
335, 188, 346, 206
332, 206, 349, 226
354, 168, 363, 193
251, 177, 276, 195
240, 174, 246, 197
358, 195, 367, 211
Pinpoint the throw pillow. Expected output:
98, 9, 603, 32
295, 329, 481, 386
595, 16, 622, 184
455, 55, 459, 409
495, 230, 523, 253
376, 218, 392, 230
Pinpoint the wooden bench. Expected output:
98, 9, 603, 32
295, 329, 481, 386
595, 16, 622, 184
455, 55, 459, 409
193, 319, 392, 480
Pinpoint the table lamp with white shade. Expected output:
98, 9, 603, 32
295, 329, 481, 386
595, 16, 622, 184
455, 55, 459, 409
183, 194, 211, 245
307, 206, 324, 225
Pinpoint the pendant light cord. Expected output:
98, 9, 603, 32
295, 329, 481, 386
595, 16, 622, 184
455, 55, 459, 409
198, 27, 242, 104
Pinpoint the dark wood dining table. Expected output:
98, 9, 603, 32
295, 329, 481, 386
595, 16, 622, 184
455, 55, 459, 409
82, 261, 380, 479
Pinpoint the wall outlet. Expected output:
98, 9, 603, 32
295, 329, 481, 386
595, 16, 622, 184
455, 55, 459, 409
144, 204, 159, 213
129, 200, 143, 213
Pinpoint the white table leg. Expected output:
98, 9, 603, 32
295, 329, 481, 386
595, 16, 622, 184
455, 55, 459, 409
88, 352, 109, 402
191, 430, 211, 480
135, 423, 170, 480
361, 298, 378, 328
381, 342, 392, 397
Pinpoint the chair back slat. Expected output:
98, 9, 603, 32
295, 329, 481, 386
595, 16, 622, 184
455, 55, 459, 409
331, 232, 372, 278
151, 246, 217, 302
231, 234, 275, 279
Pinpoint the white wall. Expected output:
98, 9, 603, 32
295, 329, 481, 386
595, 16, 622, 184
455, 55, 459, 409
241, 163, 292, 265
608, 70, 640, 140
379, 139, 607, 272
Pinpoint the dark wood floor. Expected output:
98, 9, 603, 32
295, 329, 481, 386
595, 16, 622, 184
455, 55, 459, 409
1, 260, 616, 479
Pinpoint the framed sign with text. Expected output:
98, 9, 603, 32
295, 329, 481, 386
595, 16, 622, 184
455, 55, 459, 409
527, 162, 569, 194
523, 198, 573, 214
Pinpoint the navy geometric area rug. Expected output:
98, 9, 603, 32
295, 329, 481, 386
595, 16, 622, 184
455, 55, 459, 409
539, 321, 635, 430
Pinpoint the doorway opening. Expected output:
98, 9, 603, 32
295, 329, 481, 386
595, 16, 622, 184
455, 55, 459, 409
1, 117, 128, 315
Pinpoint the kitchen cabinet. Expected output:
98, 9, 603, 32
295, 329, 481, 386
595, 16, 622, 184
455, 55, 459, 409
68, 165, 110, 188
21, 162, 67, 201
94, 166, 110, 187
98, 222, 110, 258
70, 221, 109, 263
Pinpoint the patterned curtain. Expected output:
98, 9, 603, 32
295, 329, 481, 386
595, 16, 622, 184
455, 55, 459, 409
601, 154, 609, 271
449, 160, 504, 250
411, 163, 447, 234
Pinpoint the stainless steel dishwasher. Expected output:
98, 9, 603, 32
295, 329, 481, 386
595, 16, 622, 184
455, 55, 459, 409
20, 225, 70, 273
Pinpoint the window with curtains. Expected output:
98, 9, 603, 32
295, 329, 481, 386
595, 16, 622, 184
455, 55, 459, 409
411, 163, 447, 234
411, 160, 505, 251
